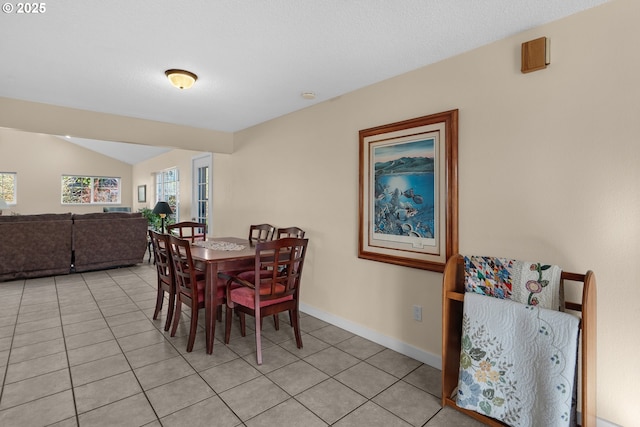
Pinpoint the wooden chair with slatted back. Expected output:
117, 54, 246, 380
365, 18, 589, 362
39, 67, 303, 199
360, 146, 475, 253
167, 221, 207, 243
149, 230, 175, 331
276, 226, 305, 239
223, 237, 309, 365
168, 235, 225, 352
248, 224, 275, 243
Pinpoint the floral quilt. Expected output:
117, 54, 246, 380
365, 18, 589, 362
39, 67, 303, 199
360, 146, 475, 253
457, 293, 580, 427
464, 256, 562, 310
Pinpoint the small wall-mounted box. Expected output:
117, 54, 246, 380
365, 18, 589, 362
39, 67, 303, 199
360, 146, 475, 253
521, 36, 550, 73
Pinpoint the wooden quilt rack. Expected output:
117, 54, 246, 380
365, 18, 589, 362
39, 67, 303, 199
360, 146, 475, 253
441, 254, 597, 426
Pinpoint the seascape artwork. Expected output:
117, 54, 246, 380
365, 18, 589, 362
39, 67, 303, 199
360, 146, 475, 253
372, 138, 436, 245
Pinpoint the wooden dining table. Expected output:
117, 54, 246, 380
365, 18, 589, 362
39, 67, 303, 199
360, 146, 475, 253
189, 237, 258, 354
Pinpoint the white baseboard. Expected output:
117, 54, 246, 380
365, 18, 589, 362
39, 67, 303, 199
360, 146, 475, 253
597, 418, 623, 427
299, 302, 442, 369
299, 303, 620, 427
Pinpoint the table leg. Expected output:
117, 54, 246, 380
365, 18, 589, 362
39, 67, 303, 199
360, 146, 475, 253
205, 262, 219, 354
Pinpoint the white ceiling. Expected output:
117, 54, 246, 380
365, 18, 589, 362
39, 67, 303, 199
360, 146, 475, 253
1, 0, 609, 162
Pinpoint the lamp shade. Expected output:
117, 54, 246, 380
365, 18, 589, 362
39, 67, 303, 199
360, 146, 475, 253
152, 201, 173, 216
165, 69, 197, 89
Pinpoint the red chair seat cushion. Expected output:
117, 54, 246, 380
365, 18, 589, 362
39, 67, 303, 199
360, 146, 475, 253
193, 279, 225, 304
229, 284, 292, 308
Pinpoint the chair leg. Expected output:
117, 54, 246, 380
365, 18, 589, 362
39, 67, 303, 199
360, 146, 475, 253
273, 314, 279, 330
170, 299, 181, 337
239, 312, 246, 337
225, 304, 233, 344
164, 291, 175, 332
186, 306, 198, 352
255, 310, 263, 365
291, 309, 303, 349
153, 286, 164, 320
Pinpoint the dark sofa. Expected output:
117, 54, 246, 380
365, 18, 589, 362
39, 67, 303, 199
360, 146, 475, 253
0, 212, 148, 282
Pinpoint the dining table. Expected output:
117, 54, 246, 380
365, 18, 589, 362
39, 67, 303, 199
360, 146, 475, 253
189, 237, 258, 354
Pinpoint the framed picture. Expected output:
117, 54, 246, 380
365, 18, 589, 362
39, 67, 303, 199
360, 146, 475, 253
137, 185, 146, 203
358, 109, 458, 272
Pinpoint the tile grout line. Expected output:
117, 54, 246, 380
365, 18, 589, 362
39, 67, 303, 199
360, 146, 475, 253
0, 280, 25, 408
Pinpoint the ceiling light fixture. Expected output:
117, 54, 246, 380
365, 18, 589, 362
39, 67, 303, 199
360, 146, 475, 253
301, 91, 316, 100
165, 69, 198, 90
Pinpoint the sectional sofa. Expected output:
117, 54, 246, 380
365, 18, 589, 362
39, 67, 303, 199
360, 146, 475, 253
0, 212, 148, 282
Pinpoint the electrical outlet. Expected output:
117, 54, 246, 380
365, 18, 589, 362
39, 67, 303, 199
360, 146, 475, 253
412, 305, 422, 322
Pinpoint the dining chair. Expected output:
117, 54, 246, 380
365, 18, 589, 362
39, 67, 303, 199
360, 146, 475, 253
168, 235, 225, 352
276, 226, 305, 239
248, 223, 275, 243
167, 221, 207, 243
149, 230, 175, 331
222, 237, 309, 365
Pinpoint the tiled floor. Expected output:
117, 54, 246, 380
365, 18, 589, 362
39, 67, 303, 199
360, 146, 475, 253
0, 261, 484, 427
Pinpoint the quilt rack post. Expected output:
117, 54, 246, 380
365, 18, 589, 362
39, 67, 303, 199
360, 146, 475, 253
441, 254, 596, 427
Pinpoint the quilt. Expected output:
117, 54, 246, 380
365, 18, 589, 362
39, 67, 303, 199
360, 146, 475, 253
457, 293, 579, 427
464, 255, 563, 310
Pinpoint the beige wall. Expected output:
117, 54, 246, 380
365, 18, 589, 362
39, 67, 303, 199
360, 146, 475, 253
0, 129, 134, 214
0, 1, 636, 424
132, 148, 208, 223
217, 1, 638, 425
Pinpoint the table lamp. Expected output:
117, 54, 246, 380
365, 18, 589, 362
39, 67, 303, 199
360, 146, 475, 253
152, 201, 173, 233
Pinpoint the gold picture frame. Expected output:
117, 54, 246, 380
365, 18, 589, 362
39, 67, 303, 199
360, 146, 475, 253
358, 109, 458, 272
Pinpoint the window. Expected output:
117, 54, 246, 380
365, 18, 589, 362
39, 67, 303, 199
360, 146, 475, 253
61, 176, 121, 205
156, 168, 179, 221
0, 172, 17, 204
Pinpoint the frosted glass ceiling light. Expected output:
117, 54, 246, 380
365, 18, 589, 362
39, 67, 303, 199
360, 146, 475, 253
165, 69, 198, 89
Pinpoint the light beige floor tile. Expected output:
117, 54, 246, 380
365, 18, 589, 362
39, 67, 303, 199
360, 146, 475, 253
182, 341, 239, 371
0, 266, 484, 427
62, 318, 108, 337
267, 360, 329, 395
146, 373, 215, 418
372, 380, 441, 426
295, 378, 367, 425
303, 346, 359, 376
424, 405, 486, 426
335, 335, 386, 360
366, 348, 423, 379
403, 363, 442, 397
5, 352, 68, 384
11, 326, 63, 348
117, 328, 166, 352
107, 310, 148, 328
78, 392, 157, 427
334, 361, 398, 399
110, 318, 157, 338
8, 337, 65, 364
245, 398, 328, 427
67, 339, 122, 366
70, 353, 131, 386
64, 327, 114, 350
0, 368, 71, 410
334, 401, 412, 427
61, 309, 103, 326
125, 341, 180, 369
133, 355, 195, 390
0, 389, 75, 426
200, 357, 262, 393
160, 395, 241, 427
308, 324, 355, 345
220, 376, 289, 421
241, 344, 299, 374
74, 371, 142, 414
